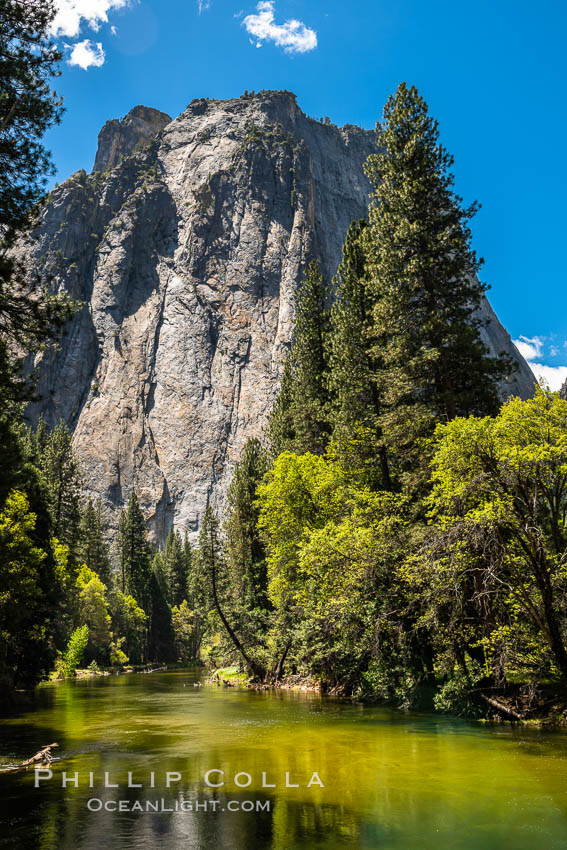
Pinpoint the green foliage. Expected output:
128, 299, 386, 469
0, 489, 54, 688
425, 389, 567, 685
56, 624, 89, 677
198, 507, 263, 678
225, 438, 271, 644
76, 565, 111, 663
256, 448, 413, 693
433, 662, 486, 718
109, 637, 129, 668
109, 590, 147, 665
147, 568, 175, 663
171, 600, 194, 662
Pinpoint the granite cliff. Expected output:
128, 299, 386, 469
21, 91, 536, 543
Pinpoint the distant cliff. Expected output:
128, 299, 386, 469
19, 91, 536, 543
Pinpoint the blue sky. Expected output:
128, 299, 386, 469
46, 0, 567, 387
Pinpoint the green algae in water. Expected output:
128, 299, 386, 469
1, 670, 567, 849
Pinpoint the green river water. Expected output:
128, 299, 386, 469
1, 669, 567, 849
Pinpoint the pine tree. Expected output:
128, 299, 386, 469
117, 491, 150, 609
266, 359, 295, 457
183, 532, 193, 591
327, 220, 391, 488
268, 260, 331, 455
39, 421, 82, 561
162, 528, 187, 607
78, 499, 111, 586
0, 1, 73, 409
225, 438, 271, 639
147, 559, 175, 663
364, 83, 509, 478
183, 532, 208, 660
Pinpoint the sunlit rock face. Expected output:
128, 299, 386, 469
93, 105, 172, 173
21, 91, 535, 543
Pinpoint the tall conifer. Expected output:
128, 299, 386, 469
117, 491, 150, 608
79, 499, 112, 586
40, 422, 81, 561
364, 83, 509, 478
162, 528, 187, 607
327, 220, 391, 488
268, 260, 330, 455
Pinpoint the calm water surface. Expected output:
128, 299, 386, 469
1, 669, 567, 849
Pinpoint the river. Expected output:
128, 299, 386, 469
1, 669, 567, 849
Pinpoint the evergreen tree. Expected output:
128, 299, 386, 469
327, 220, 391, 489
267, 360, 295, 457
184, 533, 208, 660
39, 422, 82, 561
268, 260, 331, 455
147, 566, 175, 663
117, 491, 150, 609
0, 0, 72, 409
79, 498, 112, 586
225, 438, 271, 635
364, 83, 510, 479
162, 528, 187, 607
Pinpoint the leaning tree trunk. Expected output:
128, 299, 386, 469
208, 539, 265, 681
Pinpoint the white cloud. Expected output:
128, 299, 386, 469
197, 0, 210, 13
514, 335, 543, 362
243, 1, 317, 54
528, 363, 567, 392
110, 24, 117, 35
51, 0, 131, 38
66, 39, 106, 69
513, 335, 567, 391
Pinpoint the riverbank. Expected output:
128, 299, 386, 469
246, 673, 567, 726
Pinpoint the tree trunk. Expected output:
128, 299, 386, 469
273, 640, 292, 683
209, 539, 265, 681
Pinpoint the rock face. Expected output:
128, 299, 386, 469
22, 91, 536, 543
93, 105, 172, 173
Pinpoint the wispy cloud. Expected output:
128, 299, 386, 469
514, 335, 544, 363
51, 0, 131, 38
243, 1, 317, 54
65, 39, 106, 70
197, 0, 210, 12
513, 335, 567, 391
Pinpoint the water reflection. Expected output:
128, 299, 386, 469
1, 671, 567, 849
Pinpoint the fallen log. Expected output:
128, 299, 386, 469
1, 743, 59, 774
481, 694, 524, 721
